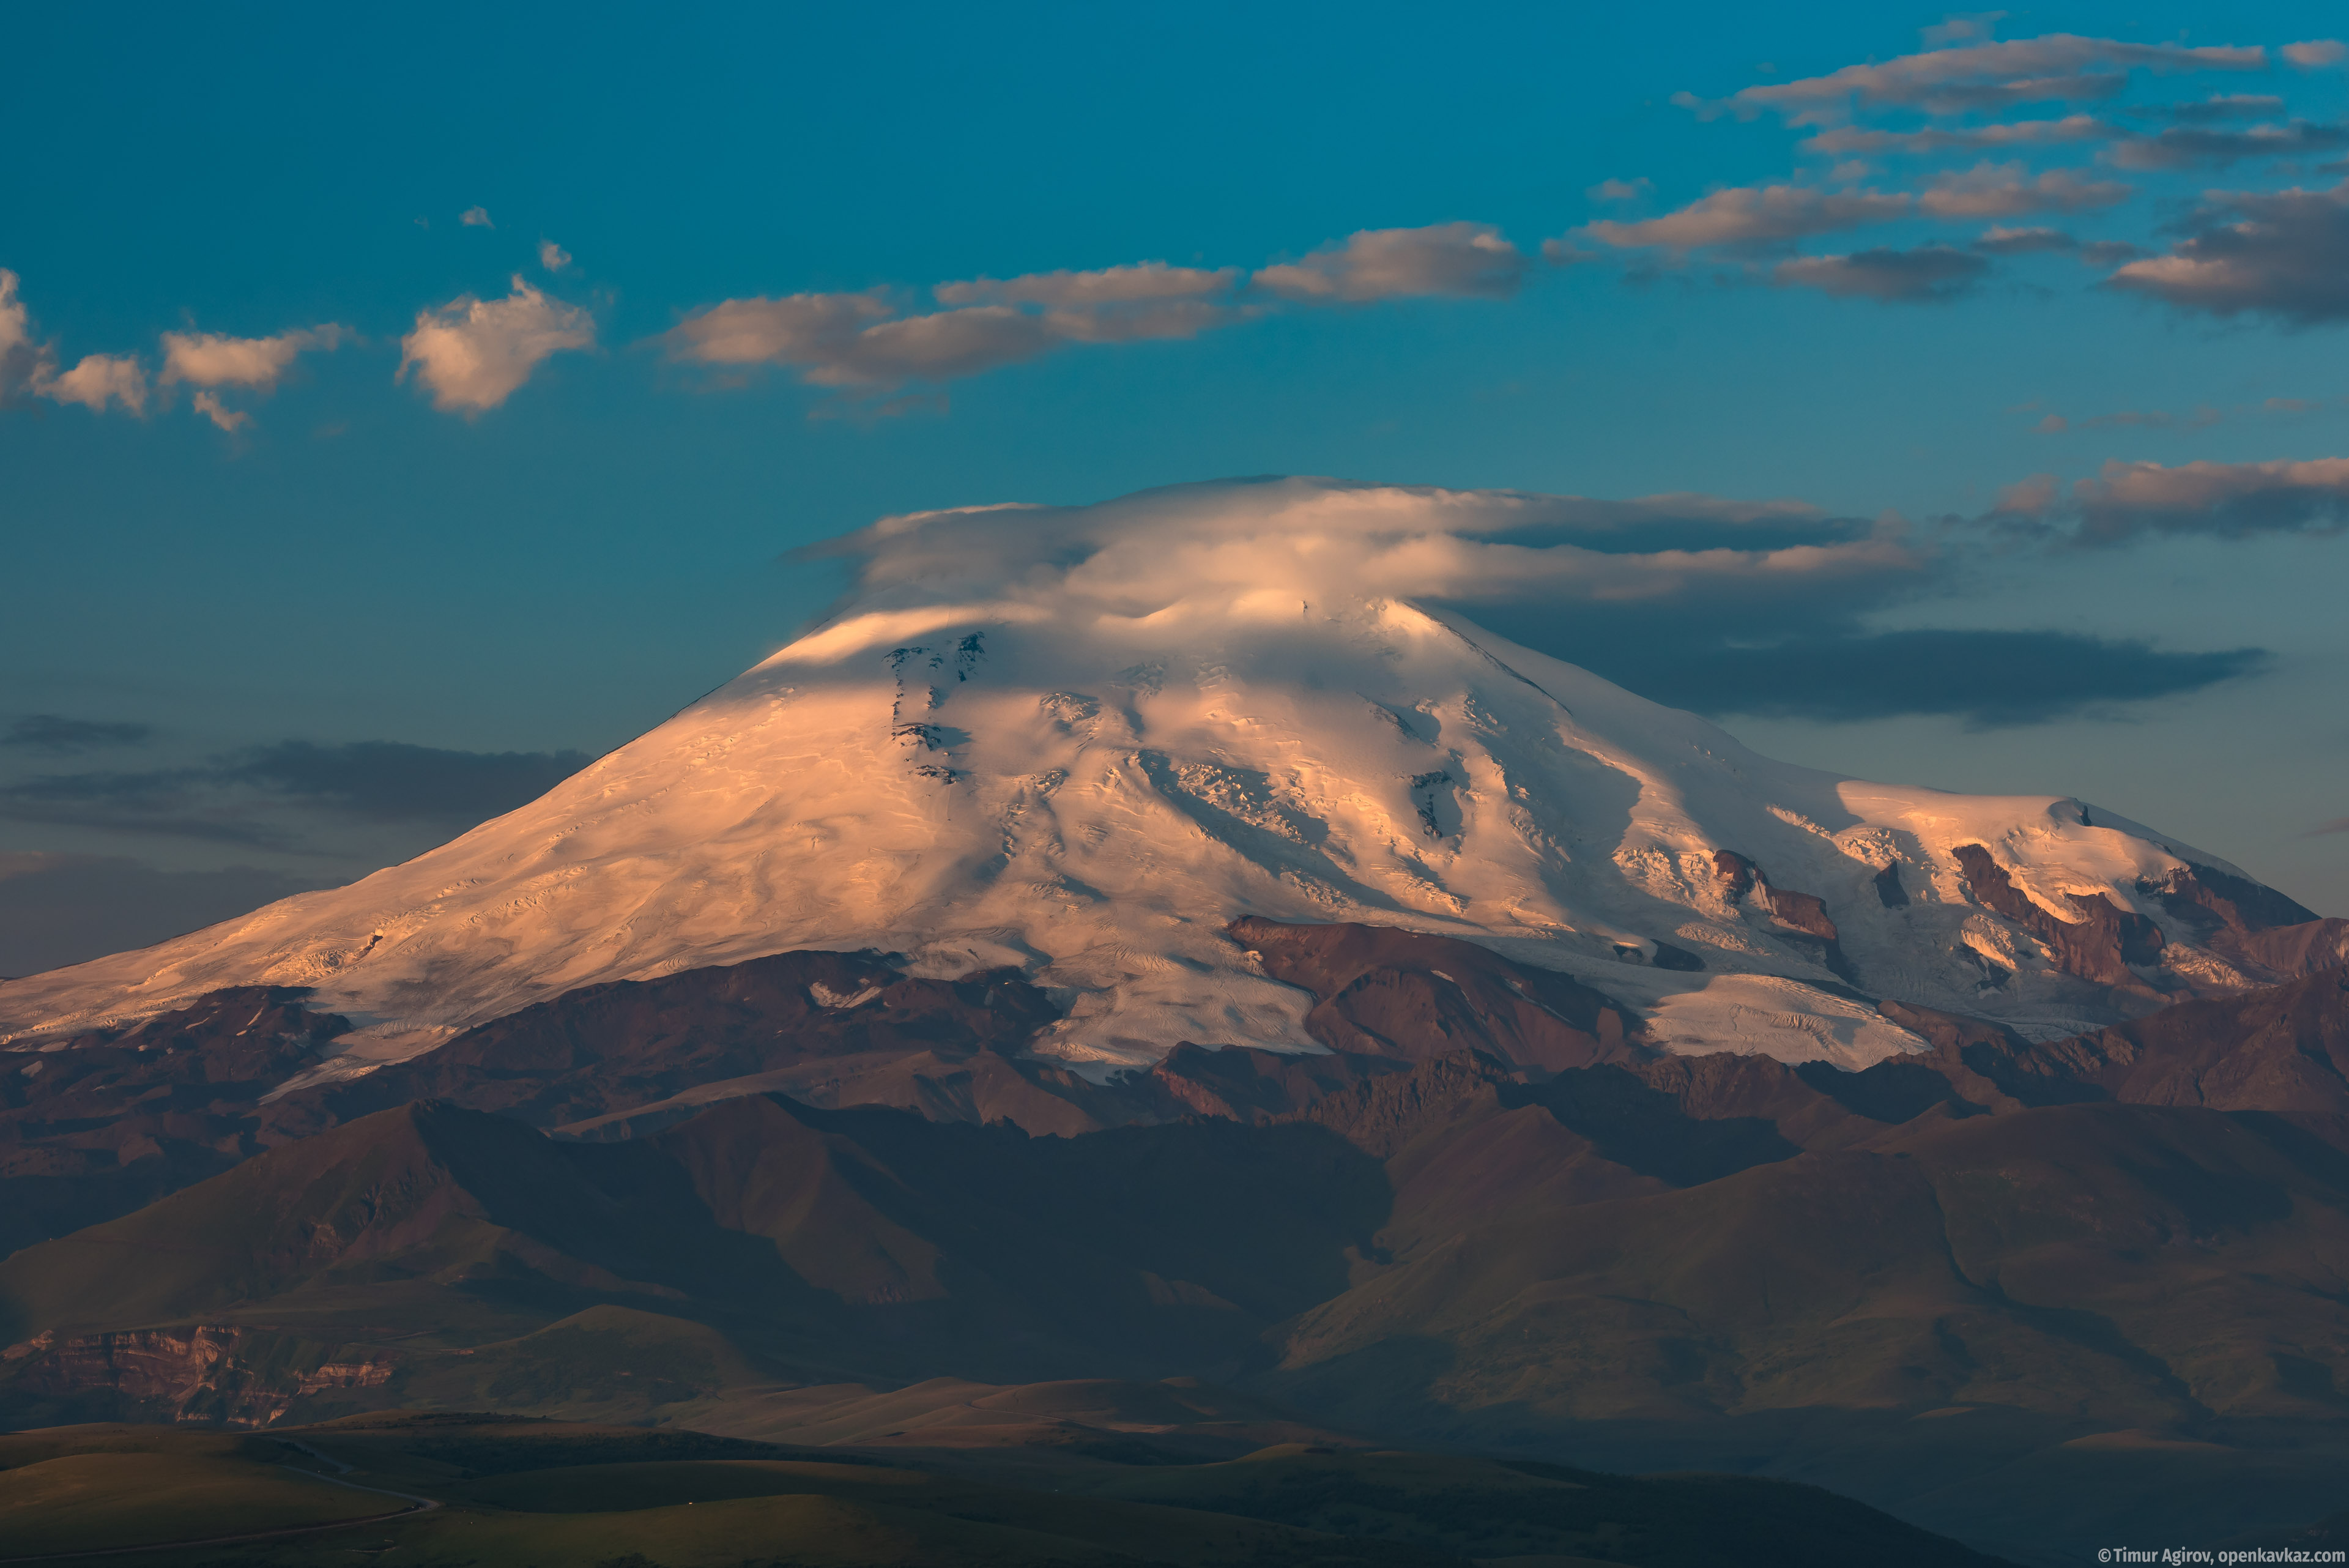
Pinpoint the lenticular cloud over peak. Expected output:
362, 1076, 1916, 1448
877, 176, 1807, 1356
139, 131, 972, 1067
0, 477, 2284, 1085
814, 477, 1914, 620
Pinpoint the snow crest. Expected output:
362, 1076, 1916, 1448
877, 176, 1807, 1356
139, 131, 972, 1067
0, 478, 2256, 1070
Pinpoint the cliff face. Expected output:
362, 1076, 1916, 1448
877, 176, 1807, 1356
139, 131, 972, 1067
0, 1325, 393, 1427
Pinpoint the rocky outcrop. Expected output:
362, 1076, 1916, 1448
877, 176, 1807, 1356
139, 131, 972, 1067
1952, 843, 2165, 989
0, 1325, 393, 1427
260, 951, 1063, 1139
1872, 968, 2349, 1133
0, 987, 351, 1257
1713, 850, 1857, 984
1228, 916, 1641, 1074
2145, 863, 2349, 985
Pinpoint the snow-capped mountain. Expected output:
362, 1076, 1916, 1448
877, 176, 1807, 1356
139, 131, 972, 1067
0, 478, 2318, 1082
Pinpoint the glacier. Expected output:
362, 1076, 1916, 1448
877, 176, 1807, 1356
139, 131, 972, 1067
0, 478, 2283, 1080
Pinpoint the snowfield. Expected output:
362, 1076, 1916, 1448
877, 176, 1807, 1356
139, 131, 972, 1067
0, 479, 2270, 1077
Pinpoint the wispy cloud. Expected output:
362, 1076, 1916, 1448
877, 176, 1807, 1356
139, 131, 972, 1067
2159, 94, 2287, 122
1712, 34, 2266, 124
1774, 244, 1989, 301
4, 272, 351, 426
160, 325, 346, 390
1800, 114, 2109, 156
1916, 163, 2131, 217
666, 223, 1524, 392
1, 270, 146, 414
0, 738, 596, 847
398, 276, 595, 412
0, 270, 40, 401
1252, 223, 1529, 301
2, 715, 152, 752
1584, 185, 1911, 251
1996, 456, 2349, 542
460, 206, 494, 228
190, 391, 249, 432
1973, 224, 2080, 253
2107, 119, 2349, 169
158, 324, 347, 428
934, 262, 1238, 308
1586, 177, 1653, 202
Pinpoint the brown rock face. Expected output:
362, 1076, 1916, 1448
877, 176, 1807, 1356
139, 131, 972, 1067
0, 1325, 392, 1427
2151, 861, 2320, 934
1712, 850, 1857, 984
2060, 965, 2349, 1115
0, 987, 350, 1257
1951, 843, 2165, 988
1226, 916, 1641, 1074
1145, 1042, 1411, 1123
2145, 863, 2349, 984
261, 950, 1064, 1138
1873, 968, 2349, 1134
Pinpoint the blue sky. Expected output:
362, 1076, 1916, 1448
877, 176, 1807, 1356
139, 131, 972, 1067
7, 1, 2349, 972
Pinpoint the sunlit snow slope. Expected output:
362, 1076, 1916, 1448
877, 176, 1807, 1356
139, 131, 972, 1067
0, 479, 2285, 1073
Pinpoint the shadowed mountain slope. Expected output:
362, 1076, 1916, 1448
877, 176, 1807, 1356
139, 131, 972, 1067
10, 1006, 2349, 1559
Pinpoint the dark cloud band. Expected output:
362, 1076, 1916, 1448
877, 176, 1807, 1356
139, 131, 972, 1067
1585, 629, 2270, 728
0, 739, 594, 847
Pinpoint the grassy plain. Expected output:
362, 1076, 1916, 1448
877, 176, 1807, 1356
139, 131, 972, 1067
0, 1411, 2016, 1567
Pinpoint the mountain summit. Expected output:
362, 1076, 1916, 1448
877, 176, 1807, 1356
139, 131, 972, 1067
1, 479, 2329, 1081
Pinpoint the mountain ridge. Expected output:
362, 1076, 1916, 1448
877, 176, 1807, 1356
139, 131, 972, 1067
6, 481, 2336, 1087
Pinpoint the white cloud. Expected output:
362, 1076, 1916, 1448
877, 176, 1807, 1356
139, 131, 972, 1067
539, 239, 572, 271
664, 294, 1064, 387
801, 306, 1058, 386
0, 269, 41, 396
1, 271, 147, 415
1252, 223, 1528, 300
397, 276, 595, 412
1800, 114, 2108, 156
2070, 456, 2349, 541
460, 206, 494, 228
1037, 299, 1253, 344
929, 264, 1250, 349
662, 291, 894, 366
40, 354, 149, 415
190, 391, 250, 433
1974, 225, 2078, 253
1720, 34, 2266, 123
666, 227, 1521, 392
159, 325, 345, 390
1916, 163, 2132, 217
933, 262, 1237, 308
1585, 185, 1911, 251
823, 478, 1916, 626
2283, 40, 2347, 69
1921, 13, 2006, 46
